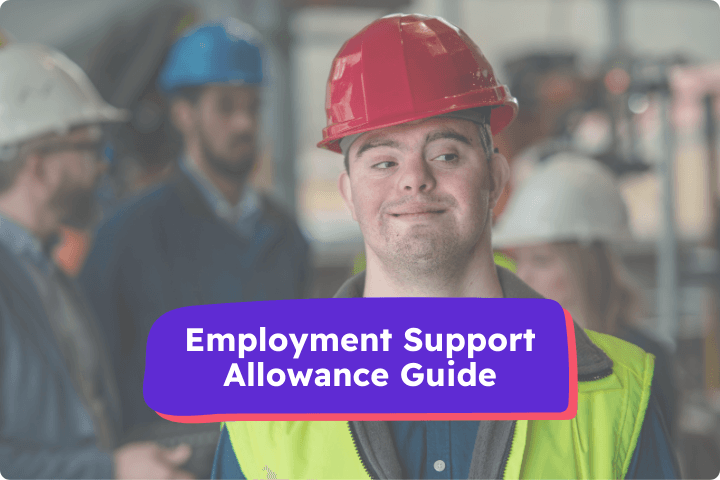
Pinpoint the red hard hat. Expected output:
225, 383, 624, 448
317, 13, 518, 153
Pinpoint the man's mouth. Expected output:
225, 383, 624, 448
389, 209, 446, 218
383, 198, 454, 219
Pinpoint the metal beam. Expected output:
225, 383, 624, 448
657, 86, 679, 344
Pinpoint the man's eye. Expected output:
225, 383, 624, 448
372, 161, 397, 169
433, 153, 459, 162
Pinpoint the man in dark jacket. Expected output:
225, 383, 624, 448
0, 44, 192, 479
79, 18, 311, 471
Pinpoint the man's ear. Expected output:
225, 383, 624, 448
170, 99, 195, 137
338, 171, 358, 221
488, 150, 510, 211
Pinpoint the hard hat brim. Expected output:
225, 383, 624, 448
5, 104, 130, 146
318, 101, 517, 154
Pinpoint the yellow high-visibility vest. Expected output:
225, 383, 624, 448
225, 330, 653, 479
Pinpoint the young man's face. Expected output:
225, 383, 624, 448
186, 84, 260, 181
339, 117, 507, 273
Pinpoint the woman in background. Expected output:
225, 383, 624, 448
493, 153, 678, 441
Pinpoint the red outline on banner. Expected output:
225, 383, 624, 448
155, 309, 579, 423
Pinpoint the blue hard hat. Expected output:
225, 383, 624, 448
158, 18, 263, 96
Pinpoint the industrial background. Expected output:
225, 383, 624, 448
1, 0, 719, 477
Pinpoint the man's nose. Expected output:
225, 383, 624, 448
398, 156, 436, 193
230, 109, 257, 131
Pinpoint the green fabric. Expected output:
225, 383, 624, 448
224, 331, 653, 480
352, 251, 366, 276
226, 331, 653, 479
225, 421, 371, 479
493, 251, 517, 273
505, 330, 654, 479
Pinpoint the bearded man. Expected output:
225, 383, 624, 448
80, 18, 311, 454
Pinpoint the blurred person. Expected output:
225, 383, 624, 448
80, 18, 311, 476
493, 154, 679, 441
0, 43, 192, 479
48, 6, 197, 280
213, 14, 678, 479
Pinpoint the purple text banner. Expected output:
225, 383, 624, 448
144, 298, 578, 421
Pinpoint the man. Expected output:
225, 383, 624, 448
80, 17, 311, 471
0, 44, 192, 479
213, 14, 678, 479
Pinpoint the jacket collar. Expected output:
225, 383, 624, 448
170, 168, 219, 220
178, 155, 263, 237
334, 267, 613, 379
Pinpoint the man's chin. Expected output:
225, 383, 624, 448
385, 236, 457, 267
62, 212, 98, 230
207, 155, 256, 181
393, 226, 450, 243
61, 202, 101, 230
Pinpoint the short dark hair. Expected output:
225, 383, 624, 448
343, 121, 494, 175
344, 149, 351, 175
477, 123, 494, 162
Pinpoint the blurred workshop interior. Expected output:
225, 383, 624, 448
1, 0, 719, 477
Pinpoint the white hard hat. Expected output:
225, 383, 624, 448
0, 44, 129, 147
492, 153, 631, 248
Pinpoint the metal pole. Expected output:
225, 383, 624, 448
272, 4, 297, 213
252, 0, 297, 212
657, 86, 679, 344
607, 0, 624, 53
703, 94, 720, 394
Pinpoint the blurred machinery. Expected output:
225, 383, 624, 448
499, 51, 680, 177
85, 2, 197, 203
671, 62, 720, 478
498, 45, 720, 477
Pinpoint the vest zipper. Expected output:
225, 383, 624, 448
500, 420, 516, 479
347, 421, 380, 479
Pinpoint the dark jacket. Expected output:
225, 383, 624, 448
0, 242, 118, 479
80, 170, 311, 434
619, 325, 679, 441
